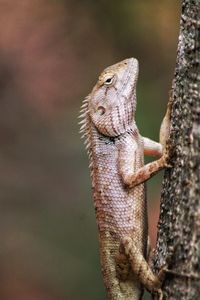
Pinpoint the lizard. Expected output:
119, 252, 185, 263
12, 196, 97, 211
79, 58, 171, 300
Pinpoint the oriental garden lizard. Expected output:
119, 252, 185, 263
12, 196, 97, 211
79, 58, 171, 300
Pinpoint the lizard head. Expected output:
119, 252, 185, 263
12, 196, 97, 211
88, 58, 139, 137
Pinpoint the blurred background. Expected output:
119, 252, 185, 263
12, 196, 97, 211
0, 1, 180, 299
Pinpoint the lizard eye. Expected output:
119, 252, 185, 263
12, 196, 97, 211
104, 74, 116, 86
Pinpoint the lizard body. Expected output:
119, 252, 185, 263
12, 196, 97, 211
79, 58, 169, 299
91, 125, 146, 300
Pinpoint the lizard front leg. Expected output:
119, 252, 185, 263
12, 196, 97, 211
123, 104, 171, 188
123, 155, 167, 188
119, 136, 168, 188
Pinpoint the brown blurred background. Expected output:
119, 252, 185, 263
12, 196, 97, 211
0, 1, 179, 299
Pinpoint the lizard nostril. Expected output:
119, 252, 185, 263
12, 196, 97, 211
97, 106, 106, 115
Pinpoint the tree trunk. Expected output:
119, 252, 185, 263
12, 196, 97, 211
153, 0, 200, 299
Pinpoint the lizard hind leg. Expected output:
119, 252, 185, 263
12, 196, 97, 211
120, 236, 166, 300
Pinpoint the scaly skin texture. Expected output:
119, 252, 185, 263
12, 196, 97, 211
79, 58, 169, 300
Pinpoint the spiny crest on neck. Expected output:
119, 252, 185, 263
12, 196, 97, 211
79, 94, 91, 148
79, 94, 94, 171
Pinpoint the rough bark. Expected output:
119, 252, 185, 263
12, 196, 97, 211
153, 0, 200, 299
